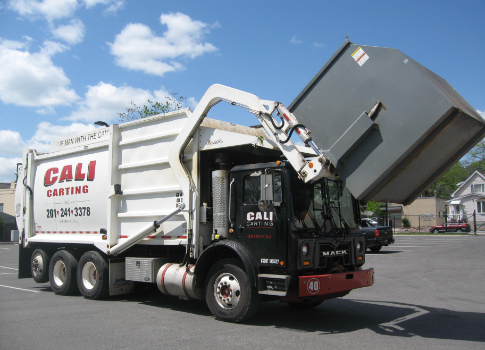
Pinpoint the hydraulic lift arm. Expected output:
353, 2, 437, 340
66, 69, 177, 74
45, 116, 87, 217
169, 84, 335, 192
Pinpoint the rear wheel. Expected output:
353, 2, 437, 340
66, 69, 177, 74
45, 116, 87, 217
206, 259, 260, 323
49, 250, 79, 295
369, 246, 382, 252
31, 249, 50, 283
77, 251, 109, 299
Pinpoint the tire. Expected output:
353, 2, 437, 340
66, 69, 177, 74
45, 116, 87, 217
432, 229, 439, 233
31, 248, 50, 283
49, 250, 79, 295
77, 251, 110, 300
205, 259, 260, 323
369, 246, 382, 252
287, 300, 323, 310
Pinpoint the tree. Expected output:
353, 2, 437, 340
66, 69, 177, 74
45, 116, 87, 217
363, 201, 384, 217
421, 162, 469, 198
118, 93, 186, 121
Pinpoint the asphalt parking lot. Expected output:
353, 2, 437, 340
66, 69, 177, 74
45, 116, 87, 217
1, 236, 484, 350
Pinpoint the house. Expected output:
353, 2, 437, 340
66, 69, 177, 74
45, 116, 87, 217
378, 197, 447, 229
447, 170, 485, 225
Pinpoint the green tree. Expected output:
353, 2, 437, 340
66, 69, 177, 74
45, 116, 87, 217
118, 93, 186, 121
421, 162, 469, 198
363, 201, 384, 217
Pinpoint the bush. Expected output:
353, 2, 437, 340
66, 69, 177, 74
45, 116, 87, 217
402, 217, 411, 228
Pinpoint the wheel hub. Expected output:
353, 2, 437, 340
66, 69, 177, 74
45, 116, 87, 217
52, 260, 67, 287
215, 273, 241, 309
82, 262, 98, 290
31, 254, 44, 277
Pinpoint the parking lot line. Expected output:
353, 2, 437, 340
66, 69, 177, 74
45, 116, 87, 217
0, 266, 18, 270
0, 284, 40, 293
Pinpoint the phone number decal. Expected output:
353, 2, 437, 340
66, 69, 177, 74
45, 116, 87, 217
46, 207, 91, 218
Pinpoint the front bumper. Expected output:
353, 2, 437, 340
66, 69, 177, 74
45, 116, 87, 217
298, 268, 374, 297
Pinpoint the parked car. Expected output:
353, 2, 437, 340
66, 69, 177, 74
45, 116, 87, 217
360, 220, 395, 252
429, 222, 471, 233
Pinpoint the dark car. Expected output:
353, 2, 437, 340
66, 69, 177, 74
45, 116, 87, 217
429, 222, 471, 233
360, 220, 395, 252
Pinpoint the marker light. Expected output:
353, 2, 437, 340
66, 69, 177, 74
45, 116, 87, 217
276, 160, 281, 165
308, 162, 314, 168
303, 261, 310, 266
374, 229, 379, 239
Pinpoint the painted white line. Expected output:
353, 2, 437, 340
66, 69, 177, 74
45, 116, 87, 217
0, 266, 18, 270
0, 248, 10, 250
355, 300, 429, 332
0, 273, 16, 275
0, 284, 40, 293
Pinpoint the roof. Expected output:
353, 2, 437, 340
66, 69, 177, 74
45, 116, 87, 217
451, 170, 485, 198
447, 193, 485, 203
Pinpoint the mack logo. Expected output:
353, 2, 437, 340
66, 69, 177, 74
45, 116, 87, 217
321, 250, 348, 256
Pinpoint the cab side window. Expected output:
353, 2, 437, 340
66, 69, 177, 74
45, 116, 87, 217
243, 175, 260, 204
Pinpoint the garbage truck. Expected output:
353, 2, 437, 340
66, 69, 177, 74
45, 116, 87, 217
15, 39, 485, 322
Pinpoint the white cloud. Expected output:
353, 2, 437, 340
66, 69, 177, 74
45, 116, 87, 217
8, 0, 79, 22
51, 19, 85, 45
67, 82, 174, 122
28, 121, 97, 152
477, 110, 485, 119
109, 12, 218, 76
313, 42, 325, 48
0, 38, 79, 109
0, 157, 22, 183
0, 131, 27, 157
290, 35, 303, 44
0, 121, 98, 160
84, 0, 124, 13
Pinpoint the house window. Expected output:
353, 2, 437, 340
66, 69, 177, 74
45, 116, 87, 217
0, 203, 3, 212
471, 184, 485, 193
477, 201, 485, 213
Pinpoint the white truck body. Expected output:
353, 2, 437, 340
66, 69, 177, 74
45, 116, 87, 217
18, 109, 290, 257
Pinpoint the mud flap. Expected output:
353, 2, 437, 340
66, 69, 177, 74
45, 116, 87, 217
18, 243, 33, 279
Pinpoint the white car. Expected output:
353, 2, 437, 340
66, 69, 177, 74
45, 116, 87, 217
362, 218, 378, 226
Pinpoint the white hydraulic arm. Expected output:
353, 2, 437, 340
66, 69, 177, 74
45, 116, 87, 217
169, 84, 335, 192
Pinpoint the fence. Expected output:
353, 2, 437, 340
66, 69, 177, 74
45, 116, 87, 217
370, 210, 484, 234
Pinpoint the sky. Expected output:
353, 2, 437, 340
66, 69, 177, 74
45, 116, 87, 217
0, 0, 484, 182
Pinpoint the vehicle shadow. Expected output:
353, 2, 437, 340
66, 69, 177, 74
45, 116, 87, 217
110, 289, 485, 343
248, 299, 485, 343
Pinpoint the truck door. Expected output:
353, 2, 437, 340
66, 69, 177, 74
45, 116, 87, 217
231, 168, 287, 268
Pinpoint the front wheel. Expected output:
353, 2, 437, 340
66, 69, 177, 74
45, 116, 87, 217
206, 259, 260, 323
369, 246, 382, 252
77, 251, 110, 299
433, 229, 439, 233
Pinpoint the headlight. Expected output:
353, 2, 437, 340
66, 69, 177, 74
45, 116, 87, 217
302, 244, 309, 256
356, 241, 363, 252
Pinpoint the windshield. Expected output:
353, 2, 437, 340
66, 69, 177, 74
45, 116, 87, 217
293, 178, 358, 235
